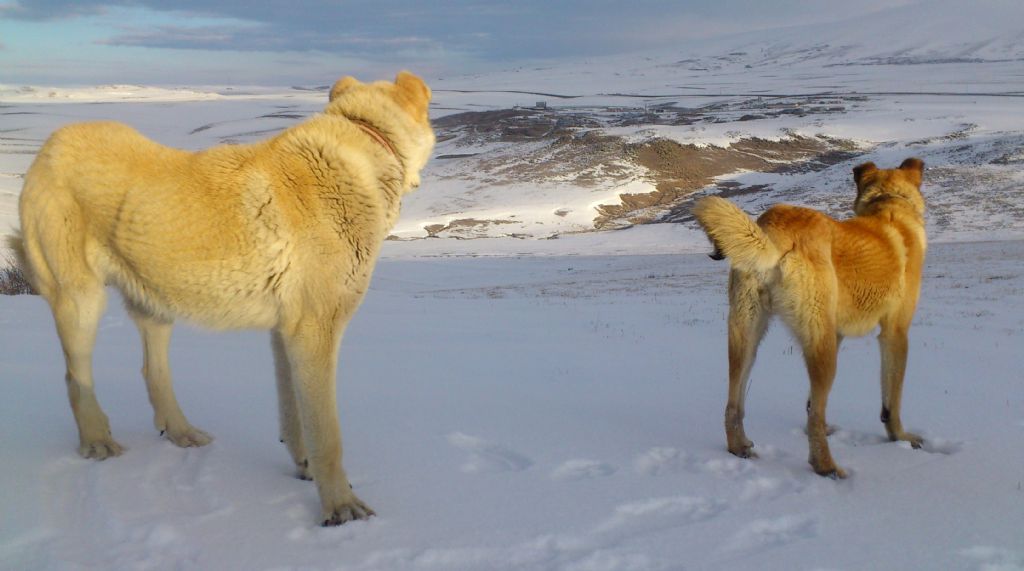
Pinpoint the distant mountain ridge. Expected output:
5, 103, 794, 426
673, 0, 1024, 70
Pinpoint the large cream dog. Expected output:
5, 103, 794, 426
692, 158, 927, 478
11, 72, 435, 525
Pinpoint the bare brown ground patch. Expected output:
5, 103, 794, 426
423, 218, 518, 238
595, 136, 859, 227
432, 106, 862, 233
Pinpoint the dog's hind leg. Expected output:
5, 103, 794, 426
725, 269, 770, 458
800, 318, 844, 478
805, 334, 843, 437
51, 283, 124, 459
878, 318, 922, 448
21, 188, 121, 458
272, 330, 310, 480
276, 307, 374, 526
128, 307, 212, 447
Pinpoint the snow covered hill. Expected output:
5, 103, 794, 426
668, 0, 1024, 70
3, 2, 1024, 250
399, 0, 1024, 245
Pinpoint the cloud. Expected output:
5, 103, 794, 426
99, 23, 444, 55
0, 0, 108, 20
2, 0, 921, 62
0, 0, 926, 85
109, 25, 244, 46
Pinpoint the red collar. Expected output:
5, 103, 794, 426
351, 119, 397, 158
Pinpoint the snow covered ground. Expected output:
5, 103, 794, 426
2, 241, 1023, 570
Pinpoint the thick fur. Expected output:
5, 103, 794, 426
693, 158, 927, 478
16, 71, 435, 526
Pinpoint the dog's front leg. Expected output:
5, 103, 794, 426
277, 314, 374, 526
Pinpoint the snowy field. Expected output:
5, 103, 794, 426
1, 241, 1023, 571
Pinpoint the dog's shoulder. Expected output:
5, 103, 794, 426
843, 196, 926, 254
271, 115, 368, 171
278, 114, 352, 147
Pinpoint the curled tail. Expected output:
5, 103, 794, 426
691, 196, 781, 272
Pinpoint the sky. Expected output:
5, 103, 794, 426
0, 0, 919, 86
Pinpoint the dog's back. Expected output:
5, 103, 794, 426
693, 164, 926, 336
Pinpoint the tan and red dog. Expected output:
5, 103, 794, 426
693, 158, 927, 477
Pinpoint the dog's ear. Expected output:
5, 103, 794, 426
899, 157, 924, 186
900, 157, 924, 171
852, 162, 878, 186
395, 71, 431, 105
329, 76, 361, 102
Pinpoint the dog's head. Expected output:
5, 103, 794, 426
852, 158, 925, 216
328, 71, 432, 125
324, 71, 435, 191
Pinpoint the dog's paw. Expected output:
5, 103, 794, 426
803, 423, 839, 436
79, 438, 125, 460
163, 425, 213, 448
902, 431, 924, 449
813, 465, 848, 479
320, 494, 375, 527
728, 441, 757, 459
295, 459, 313, 481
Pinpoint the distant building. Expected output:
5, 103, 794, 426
535, 101, 547, 110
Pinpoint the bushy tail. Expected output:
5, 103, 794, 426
2, 231, 36, 295
691, 196, 781, 272
5, 232, 26, 268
